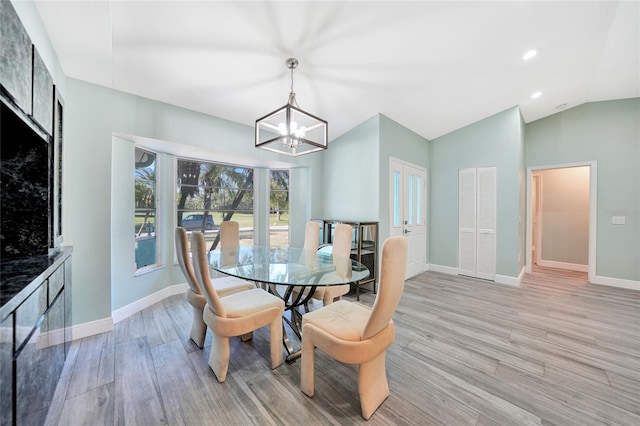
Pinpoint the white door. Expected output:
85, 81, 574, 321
458, 167, 496, 280
458, 169, 477, 277
390, 159, 427, 278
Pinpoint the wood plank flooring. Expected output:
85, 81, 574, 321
45, 268, 640, 425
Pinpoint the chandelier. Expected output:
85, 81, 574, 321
255, 58, 328, 157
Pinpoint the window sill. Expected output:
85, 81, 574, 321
135, 264, 164, 277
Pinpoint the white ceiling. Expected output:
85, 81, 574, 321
34, 1, 640, 142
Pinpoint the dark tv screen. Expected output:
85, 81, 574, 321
1, 101, 50, 258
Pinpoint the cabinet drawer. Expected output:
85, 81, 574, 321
15, 284, 47, 350
48, 265, 64, 303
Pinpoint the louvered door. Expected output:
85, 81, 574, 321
458, 167, 496, 280
476, 167, 496, 280
458, 169, 477, 277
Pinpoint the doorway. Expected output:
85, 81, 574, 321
389, 158, 427, 278
526, 162, 597, 282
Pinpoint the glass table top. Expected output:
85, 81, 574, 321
208, 245, 370, 287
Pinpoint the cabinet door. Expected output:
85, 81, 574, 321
0, 314, 13, 425
31, 47, 53, 135
64, 257, 73, 356
16, 290, 65, 424
0, 1, 33, 114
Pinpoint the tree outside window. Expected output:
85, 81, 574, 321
269, 170, 289, 246
135, 148, 158, 270
176, 160, 254, 252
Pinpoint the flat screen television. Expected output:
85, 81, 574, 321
1, 99, 51, 258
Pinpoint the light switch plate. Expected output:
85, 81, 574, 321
612, 216, 626, 225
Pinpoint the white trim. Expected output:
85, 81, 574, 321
428, 264, 459, 275
525, 161, 597, 283
427, 263, 522, 287
537, 259, 588, 272
532, 173, 542, 265
495, 267, 524, 287
71, 317, 114, 340
112, 283, 188, 324
68, 283, 189, 341
592, 276, 640, 291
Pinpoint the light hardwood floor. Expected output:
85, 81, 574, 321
45, 268, 640, 425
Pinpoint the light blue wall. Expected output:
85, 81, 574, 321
430, 106, 524, 278
320, 115, 380, 221
65, 78, 322, 324
526, 99, 640, 281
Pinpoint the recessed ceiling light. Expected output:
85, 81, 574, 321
531, 91, 542, 99
523, 50, 537, 60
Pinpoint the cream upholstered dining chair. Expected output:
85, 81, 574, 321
301, 221, 320, 267
175, 227, 253, 348
301, 236, 408, 420
308, 223, 352, 306
191, 231, 285, 382
219, 220, 241, 266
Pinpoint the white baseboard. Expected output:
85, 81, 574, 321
72, 317, 114, 340
592, 275, 640, 291
538, 259, 588, 272
495, 267, 524, 287
69, 283, 188, 341
428, 264, 459, 275
428, 264, 522, 287
112, 283, 188, 324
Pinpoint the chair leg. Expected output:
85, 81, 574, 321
209, 333, 230, 383
358, 352, 390, 420
269, 316, 283, 369
300, 335, 315, 397
323, 293, 334, 306
190, 306, 206, 348
241, 332, 253, 342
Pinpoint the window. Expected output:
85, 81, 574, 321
135, 148, 158, 270
176, 159, 254, 251
393, 170, 401, 227
269, 170, 289, 246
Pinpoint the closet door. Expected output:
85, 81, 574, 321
476, 167, 496, 280
458, 167, 496, 280
458, 169, 477, 277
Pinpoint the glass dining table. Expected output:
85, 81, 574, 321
208, 245, 370, 362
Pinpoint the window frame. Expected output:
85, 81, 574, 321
175, 157, 256, 254
134, 147, 161, 274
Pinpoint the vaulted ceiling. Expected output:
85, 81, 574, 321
35, 1, 639, 141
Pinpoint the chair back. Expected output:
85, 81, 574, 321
301, 221, 320, 267
304, 222, 320, 251
191, 231, 227, 317
332, 224, 352, 279
362, 236, 407, 340
220, 221, 240, 248
220, 221, 240, 266
175, 227, 202, 295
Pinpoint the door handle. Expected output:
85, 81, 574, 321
404, 229, 411, 234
